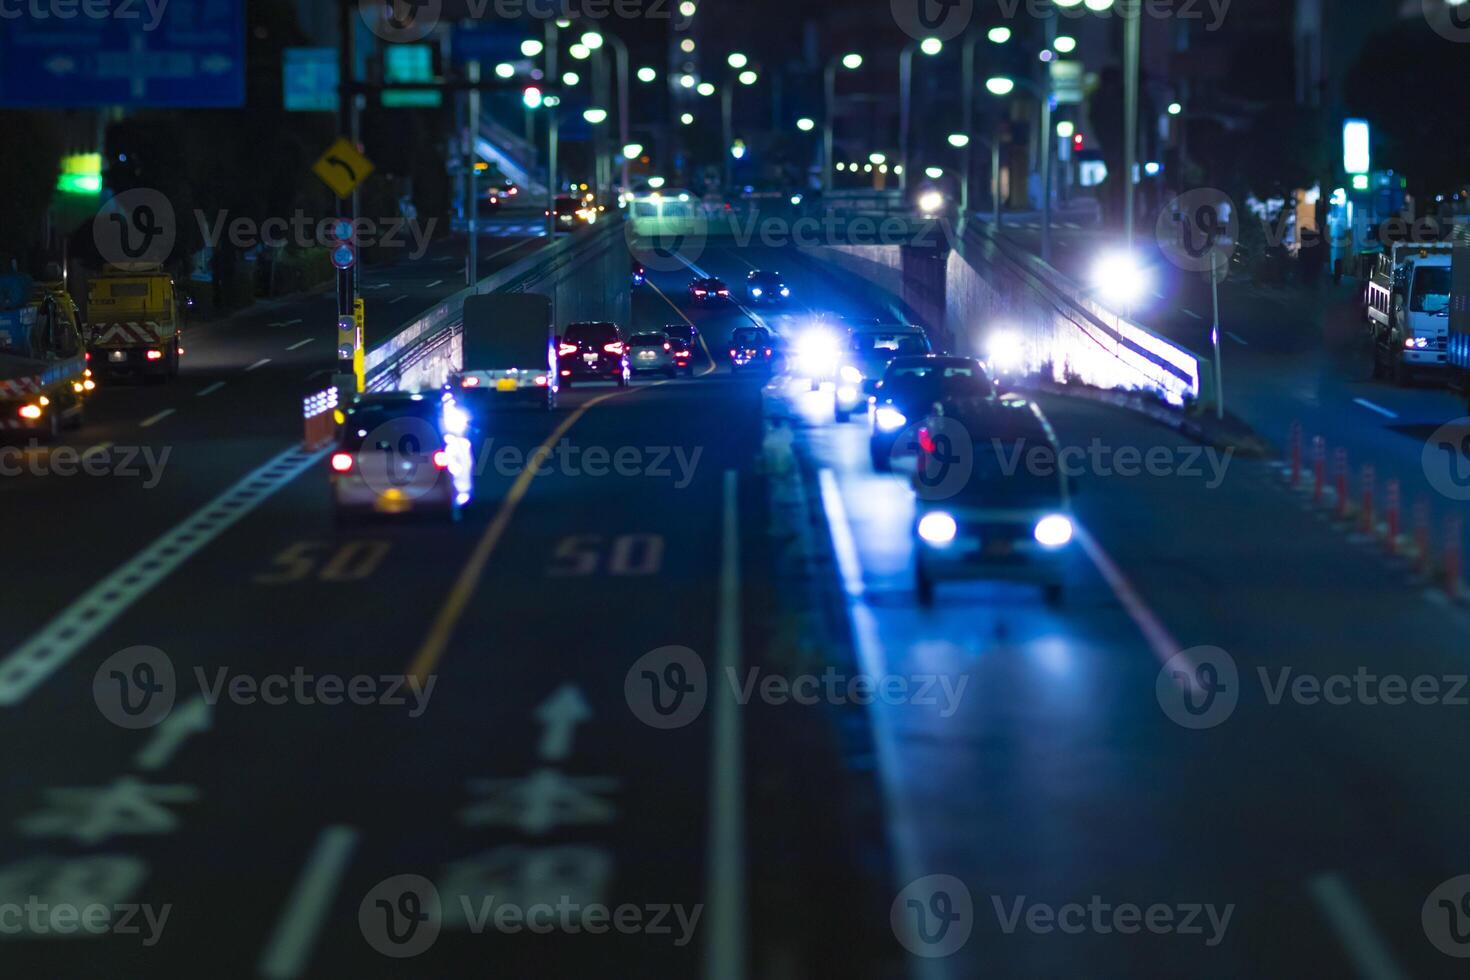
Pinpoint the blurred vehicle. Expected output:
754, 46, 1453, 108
745, 269, 789, 304
664, 323, 699, 376
451, 293, 556, 412
834, 324, 932, 421
663, 330, 696, 376
867, 356, 994, 471
557, 321, 629, 387
330, 392, 473, 525
730, 325, 777, 374
688, 276, 730, 303
1366, 241, 1451, 384
912, 397, 1073, 607
548, 195, 592, 232
628, 332, 681, 378
0, 273, 89, 439
86, 264, 185, 381
484, 182, 519, 206
632, 261, 646, 288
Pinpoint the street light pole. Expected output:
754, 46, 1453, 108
823, 61, 837, 196
1038, 13, 1055, 264
722, 86, 734, 192
467, 60, 480, 286
1123, 11, 1140, 248
899, 43, 914, 197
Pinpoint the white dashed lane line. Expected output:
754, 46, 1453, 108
246, 358, 272, 372
286, 339, 314, 351
196, 382, 227, 397
1352, 397, 1397, 419
140, 409, 175, 428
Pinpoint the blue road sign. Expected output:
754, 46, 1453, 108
451, 26, 527, 66
0, 0, 245, 108
284, 47, 338, 113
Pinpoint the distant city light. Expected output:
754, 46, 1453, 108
985, 76, 1015, 96
680, 112, 695, 125
495, 62, 515, 79
947, 133, 970, 148
920, 37, 943, 56
925, 167, 943, 179
836, 163, 846, 171
697, 81, 715, 96
679, 73, 696, 88
622, 143, 644, 159
842, 53, 863, 70
679, 0, 696, 15
648, 176, 666, 188
796, 117, 815, 132
727, 52, 748, 69
1054, 36, 1077, 54
738, 70, 758, 85
1144, 161, 1161, 176
521, 39, 544, 57
681, 39, 696, 53
1167, 102, 1182, 116
569, 44, 590, 60
562, 71, 580, 86
581, 31, 604, 50
637, 66, 657, 82
583, 108, 608, 124
987, 26, 1012, 43
1056, 121, 1075, 138
869, 152, 886, 164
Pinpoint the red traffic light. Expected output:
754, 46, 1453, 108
1072, 133, 1084, 150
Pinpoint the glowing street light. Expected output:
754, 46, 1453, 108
680, 112, 694, 125
522, 86, 543, 108
925, 166, 943, 179
520, 39, 543, 57
796, 117, 815, 132
622, 143, 644, 158
1056, 120, 1075, 138
637, 66, 657, 82
985, 76, 1015, 96
869, 152, 886, 164
679, 0, 696, 15
1090, 249, 1150, 309
581, 31, 604, 50
1168, 102, 1183, 115
727, 52, 748, 69
1054, 35, 1077, 54
842, 52, 863, 70
738, 70, 758, 85
681, 39, 696, 53
648, 176, 666, 189
678, 73, 696, 89
947, 133, 970, 148
988, 26, 1012, 43
697, 81, 715, 96
562, 71, 580, 86
583, 107, 608, 124
1084, 0, 1114, 9
494, 62, 515, 79
920, 37, 943, 55
569, 43, 590, 60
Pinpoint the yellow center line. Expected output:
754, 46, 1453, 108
406, 378, 663, 683
648, 280, 719, 377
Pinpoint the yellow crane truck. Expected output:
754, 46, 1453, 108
86, 266, 184, 381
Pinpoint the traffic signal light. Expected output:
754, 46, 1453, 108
1072, 133, 1084, 151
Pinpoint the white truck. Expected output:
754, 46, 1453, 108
1365, 241, 1452, 384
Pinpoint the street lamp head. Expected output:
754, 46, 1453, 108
796, 117, 815, 132
680, 112, 695, 125
1084, 0, 1113, 8
841, 53, 863, 70
555, 17, 572, 27
583, 108, 608, 124
920, 37, 943, 55
946, 133, 970, 148
697, 81, 715, 96
869, 152, 886, 164
985, 76, 1016, 96
1167, 102, 1183, 116
569, 43, 590, 60
727, 52, 748, 69
730, 140, 747, 160
637, 66, 657, 82
679, 73, 697, 88
520, 39, 544, 57
1054, 35, 1077, 54
738, 70, 758, 85
1054, 0, 1083, 5
622, 143, 644, 159
494, 62, 516, 79
522, 86, 543, 108
562, 71, 581, 86
987, 26, 1012, 43
543, 94, 561, 107
1056, 120, 1075, 138
648, 176, 666, 189
681, 38, 696, 53
679, 0, 696, 15
925, 166, 944, 179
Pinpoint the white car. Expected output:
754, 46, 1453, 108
628, 332, 679, 378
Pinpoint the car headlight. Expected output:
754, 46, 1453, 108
797, 330, 840, 375
918, 190, 944, 214
780, 287, 790, 297
839, 364, 863, 384
874, 406, 907, 432
987, 330, 1025, 373
1033, 514, 1073, 548
917, 511, 957, 546
751, 287, 763, 297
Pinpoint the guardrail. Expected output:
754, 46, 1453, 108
362, 216, 628, 393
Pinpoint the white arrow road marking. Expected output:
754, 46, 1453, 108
535, 685, 592, 761
0, 446, 327, 705
258, 826, 360, 979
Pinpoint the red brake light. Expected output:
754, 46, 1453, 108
604, 342, 625, 355
330, 452, 354, 473
461, 376, 481, 387
663, 342, 671, 351
918, 428, 937, 455
559, 342, 578, 356
145, 349, 164, 361
764, 348, 772, 356
695, 289, 706, 296
729, 349, 737, 357
432, 450, 450, 469
718, 289, 728, 296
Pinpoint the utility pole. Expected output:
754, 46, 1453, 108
466, 60, 480, 286
1123, 11, 1140, 249
335, 1, 360, 393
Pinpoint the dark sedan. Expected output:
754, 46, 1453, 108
867, 356, 994, 471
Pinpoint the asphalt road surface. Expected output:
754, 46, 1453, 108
2, 225, 1469, 978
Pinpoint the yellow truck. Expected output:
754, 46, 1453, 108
0, 274, 90, 438
86, 266, 184, 381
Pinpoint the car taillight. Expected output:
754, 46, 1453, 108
330, 452, 354, 473
730, 349, 737, 357
663, 342, 671, 351
718, 289, 729, 296
145, 349, 163, 361
18, 404, 42, 420
534, 375, 548, 386
559, 342, 578, 356
764, 348, 772, 356
432, 450, 450, 469
461, 376, 481, 387
918, 428, 937, 455
604, 342, 625, 355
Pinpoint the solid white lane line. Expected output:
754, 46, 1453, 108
258, 826, 360, 979
1226, 331, 1248, 346
1181, 308, 1203, 320
1307, 874, 1408, 980
1353, 397, 1397, 419
0, 445, 327, 705
704, 470, 747, 980
815, 468, 944, 980
196, 382, 227, 397
285, 339, 314, 351
246, 358, 272, 372
1074, 525, 1181, 666
140, 409, 175, 428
